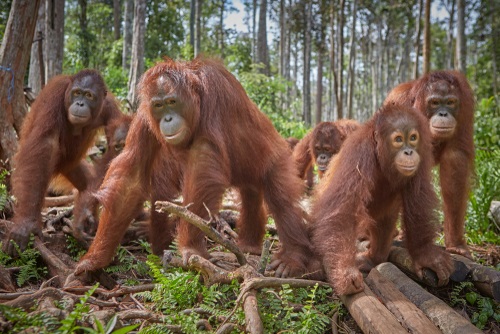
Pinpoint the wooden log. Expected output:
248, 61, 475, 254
376, 262, 482, 334
451, 254, 500, 302
243, 290, 263, 334
340, 283, 407, 334
365, 269, 441, 334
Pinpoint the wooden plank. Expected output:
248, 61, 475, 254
341, 283, 407, 334
365, 269, 441, 334
376, 262, 483, 334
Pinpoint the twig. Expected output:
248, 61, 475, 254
155, 200, 247, 266
63, 283, 156, 298
44, 195, 75, 207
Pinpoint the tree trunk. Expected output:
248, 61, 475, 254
122, 0, 133, 71
316, 50, 323, 124
446, 0, 456, 69
194, 0, 202, 57
413, 0, 423, 78
336, 0, 345, 118
218, 0, 225, 56
346, 0, 357, 119
329, 1, 339, 120
28, 2, 46, 95
423, 0, 431, 74
257, 0, 269, 75
252, 0, 257, 63
78, 0, 90, 68
127, 0, 146, 110
302, 0, 312, 126
279, 0, 285, 78
113, 0, 121, 41
0, 0, 41, 167
491, 0, 499, 105
190, 0, 195, 50
45, 0, 65, 80
456, 0, 466, 73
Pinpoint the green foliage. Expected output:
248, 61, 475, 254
238, 67, 309, 138
474, 97, 500, 149
0, 304, 59, 333
450, 282, 500, 330
104, 246, 149, 277
58, 284, 98, 333
76, 315, 139, 334
258, 283, 338, 333
0, 236, 48, 286
0, 169, 9, 211
66, 235, 86, 261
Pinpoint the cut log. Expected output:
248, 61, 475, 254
376, 262, 482, 334
388, 246, 439, 287
451, 254, 500, 302
365, 269, 441, 334
340, 283, 407, 334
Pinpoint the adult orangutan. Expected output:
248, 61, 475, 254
385, 70, 475, 258
3, 69, 124, 255
310, 104, 453, 295
74, 57, 317, 278
292, 119, 360, 180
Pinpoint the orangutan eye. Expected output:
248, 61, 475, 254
410, 134, 417, 141
395, 136, 403, 143
447, 99, 456, 106
166, 99, 176, 106
73, 90, 82, 96
85, 92, 93, 100
153, 102, 163, 108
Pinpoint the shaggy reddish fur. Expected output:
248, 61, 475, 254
292, 119, 360, 180
4, 70, 123, 254
75, 57, 317, 278
310, 104, 453, 295
385, 70, 475, 257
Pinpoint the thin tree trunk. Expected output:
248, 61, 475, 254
0, 0, 42, 166
257, 0, 269, 75
330, 1, 339, 120
446, 0, 456, 69
336, 0, 345, 118
456, 0, 466, 73
122, 0, 133, 71
78, 0, 90, 68
219, 0, 225, 55
127, 0, 146, 110
491, 0, 499, 104
413, 0, 423, 79
113, 0, 121, 40
195, 0, 202, 57
316, 51, 324, 124
252, 0, 257, 63
346, 0, 357, 119
29, 2, 46, 95
45, 0, 64, 80
302, 0, 312, 126
423, 0, 431, 74
190, 0, 195, 50
279, 0, 285, 78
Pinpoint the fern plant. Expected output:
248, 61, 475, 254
0, 169, 8, 211
0, 235, 48, 286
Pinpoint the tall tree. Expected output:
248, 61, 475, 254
302, 0, 312, 126
113, 0, 121, 40
413, 0, 423, 78
28, 2, 46, 94
194, 0, 202, 57
456, 0, 466, 73
0, 0, 41, 167
445, 0, 456, 69
45, 0, 64, 79
423, 0, 431, 74
217, 0, 226, 55
190, 0, 195, 50
346, 0, 357, 119
315, 0, 327, 124
257, 0, 269, 74
491, 0, 498, 103
78, 0, 90, 68
336, 0, 345, 119
128, 0, 146, 110
122, 0, 133, 71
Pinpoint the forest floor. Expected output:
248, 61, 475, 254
0, 193, 499, 333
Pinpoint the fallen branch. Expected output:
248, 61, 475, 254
3, 287, 118, 309
44, 194, 75, 207
155, 200, 247, 266
376, 262, 482, 334
451, 254, 500, 302
340, 283, 407, 334
365, 269, 441, 334
34, 237, 74, 287
63, 283, 156, 298
243, 289, 263, 334
388, 246, 440, 287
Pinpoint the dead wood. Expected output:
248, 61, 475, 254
388, 246, 440, 287
216, 323, 238, 334
155, 200, 247, 265
243, 289, 263, 334
376, 262, 483, 334
451, 253, 500, 301
365, 269, 441, 334
0, 265, 15, 292
340, 283, 408, 334
3, 287, 118, 309
34, 237, 74, 287
44, 194, 75, 207
63, 283, 155, 298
